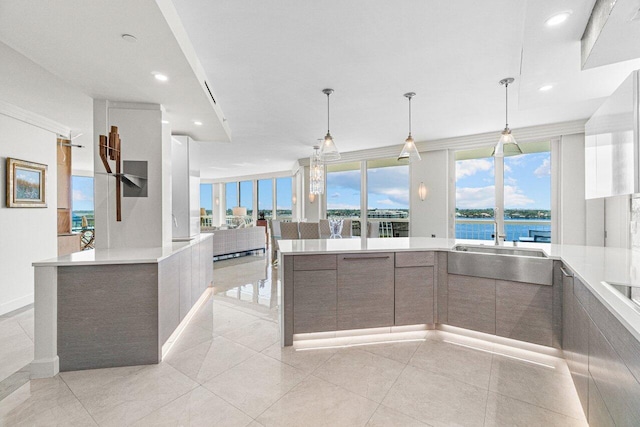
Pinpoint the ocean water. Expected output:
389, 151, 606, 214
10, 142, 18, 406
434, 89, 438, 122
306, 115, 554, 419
455, 220, 551, 242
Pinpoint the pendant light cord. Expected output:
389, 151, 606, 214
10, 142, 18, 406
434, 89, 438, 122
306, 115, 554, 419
408, 96, 412, 136
327, 92, 330, 133
505, 82, 509, 128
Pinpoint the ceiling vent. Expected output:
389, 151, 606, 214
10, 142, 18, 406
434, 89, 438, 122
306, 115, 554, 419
204, 81, 216, 105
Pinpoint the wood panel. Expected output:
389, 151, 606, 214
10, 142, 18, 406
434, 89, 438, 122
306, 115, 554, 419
294, 254, 337, 271
394, 266, 434, 325
158, 255, 180, 345
447, 274, 495, 334
293, 270, 337, 333
588, 318, 640, 426
283, 255, 294, 345
395, 251, 435, 268
56, 141, 71, 210
337, 253, 394, 330
495, 280, 553, 346
588, 376, 615, 427
572, 294, 590, 417
436, 251, 448, 323
57, 264, 159, 371
57, 210, 71, 235
57, 234, 80, 256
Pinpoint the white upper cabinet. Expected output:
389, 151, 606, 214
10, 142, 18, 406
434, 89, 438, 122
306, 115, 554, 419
585, 71, 639, 199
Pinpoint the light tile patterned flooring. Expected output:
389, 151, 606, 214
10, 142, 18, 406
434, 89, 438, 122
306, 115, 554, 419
0, 254, 588, 426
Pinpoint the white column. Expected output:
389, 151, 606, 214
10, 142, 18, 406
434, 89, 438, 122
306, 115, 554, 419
360, 161, 367, 239
31, 266, 59, 378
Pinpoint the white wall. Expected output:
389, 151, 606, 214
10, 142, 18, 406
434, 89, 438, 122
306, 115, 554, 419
94, 101, 172, 249
605, 195, 630, 248
0, 114, 57, 315
559, 134, 587, 244
410, 149, 449, 238
171, 136, 200, 240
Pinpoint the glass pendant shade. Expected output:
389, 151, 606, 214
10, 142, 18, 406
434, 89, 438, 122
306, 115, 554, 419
493, 78, 522, 157
398, 92, 421, 162
398, 135, 421, 162
319, 88, 341, 161
319, 132, 340, 161
310, 146, 325, 194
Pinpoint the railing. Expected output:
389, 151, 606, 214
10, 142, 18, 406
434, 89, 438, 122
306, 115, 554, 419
455, 219, 551, 241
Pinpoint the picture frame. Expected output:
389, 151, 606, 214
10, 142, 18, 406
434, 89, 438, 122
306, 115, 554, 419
6, 157, 47, 208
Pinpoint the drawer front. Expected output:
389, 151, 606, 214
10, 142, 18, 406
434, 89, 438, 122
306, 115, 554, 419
294, 254, 337, 271
337, 253, 394, 330
395, 266, 434, 325
395, 251, 435, 268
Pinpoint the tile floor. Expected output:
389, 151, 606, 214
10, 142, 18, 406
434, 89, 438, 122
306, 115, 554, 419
0, 253, 588, 426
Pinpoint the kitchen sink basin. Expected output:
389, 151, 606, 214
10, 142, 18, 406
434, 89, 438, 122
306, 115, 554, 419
449, 244, 553, 286
453, 244, 548, 258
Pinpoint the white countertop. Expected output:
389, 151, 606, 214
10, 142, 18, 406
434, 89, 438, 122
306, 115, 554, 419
279, 237, 640, 342
33, 233, 213, 267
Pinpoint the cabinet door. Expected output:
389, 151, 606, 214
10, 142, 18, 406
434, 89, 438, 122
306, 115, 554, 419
447, 274, 495, 334
395, 266, 434, 325
562, 266, 574, 365
337, 253, 394, 330
495, 280, 553, 346
572, 295, 590, 418
589, 375, 615, 427
293, 270, 337, 333
191, 241, 201, 306
179, 247, 192, 321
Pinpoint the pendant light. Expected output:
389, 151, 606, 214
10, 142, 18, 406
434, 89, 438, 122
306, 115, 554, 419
319, 88, 341, 161
493, 77, 522, 158
398, 92, 421, 162
309, 145, 325, 195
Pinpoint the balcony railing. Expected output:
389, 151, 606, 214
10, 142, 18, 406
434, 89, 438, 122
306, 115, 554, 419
455, 219, 551, 241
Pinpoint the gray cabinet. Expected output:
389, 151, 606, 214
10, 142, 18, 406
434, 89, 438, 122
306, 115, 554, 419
495, 280, 553, 346
179, 247, 192, 321
293, 270, 337, 333
394, 252, 434, 326
190, 240, 201, 306
588, 376, 615, 427
562, 265, 574, 366
292, 255, 337, 334
337, 253, 394, 330
447, 274, 495, 334
572, 293, 590, 418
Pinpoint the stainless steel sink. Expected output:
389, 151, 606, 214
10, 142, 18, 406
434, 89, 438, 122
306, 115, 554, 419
453, 244, 548, 258
449, 245, 553, 286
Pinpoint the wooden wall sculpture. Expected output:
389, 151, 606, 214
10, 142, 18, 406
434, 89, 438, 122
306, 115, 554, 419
99, 126, 122, 221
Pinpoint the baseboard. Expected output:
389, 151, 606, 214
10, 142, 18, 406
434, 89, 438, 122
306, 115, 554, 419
0, 293, 34, 316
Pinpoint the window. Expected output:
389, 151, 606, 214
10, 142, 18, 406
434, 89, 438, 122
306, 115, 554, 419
71, 176, 94, 231
276, 177, 292, 219
225, 182, 238, 217
258, 179, 273, 219
454, 142, 551, 241
200, 184, 212, 227
367, 158, 409, 237
240, 180, 253, 216
327, 161, 361, 234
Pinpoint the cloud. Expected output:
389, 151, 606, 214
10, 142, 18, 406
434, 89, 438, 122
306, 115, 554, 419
326, 202, 361, 210
456, 184, 534, 209
73, 189, 91, 201
456, 185, 495, 209
534, 158, 551, 177
456, 159, 493, 180
504, 185, 535, 207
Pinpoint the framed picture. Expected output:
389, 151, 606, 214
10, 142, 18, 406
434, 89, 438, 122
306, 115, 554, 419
6, 158, 47, 208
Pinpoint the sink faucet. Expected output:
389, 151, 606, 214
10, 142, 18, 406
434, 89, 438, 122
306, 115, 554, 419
493, 207, 505, 246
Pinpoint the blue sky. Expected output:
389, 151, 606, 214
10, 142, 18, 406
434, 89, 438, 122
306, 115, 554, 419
455, 152, 551, 210
327, 165, 409, 210
201, 184, 213, 210
71, 176, 94, 211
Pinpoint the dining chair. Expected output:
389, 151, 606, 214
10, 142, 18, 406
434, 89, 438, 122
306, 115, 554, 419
299, 222, 320, 239
319, 219, 331, 238
268, 220, 281, 263
280, 222, 300, 239
340, 219, 353, 238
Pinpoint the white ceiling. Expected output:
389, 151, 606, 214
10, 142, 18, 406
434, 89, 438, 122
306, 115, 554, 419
0, 0, 230, 173
173, 0, 640, 179
3, 1, 640, 180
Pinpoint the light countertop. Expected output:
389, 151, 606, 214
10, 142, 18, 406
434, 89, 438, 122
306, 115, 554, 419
33, 233, 213, 267
279, 237, 640, 342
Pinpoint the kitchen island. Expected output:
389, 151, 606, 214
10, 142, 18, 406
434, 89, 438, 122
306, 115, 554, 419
31, 233, 213, 378
278, 237, 640, 425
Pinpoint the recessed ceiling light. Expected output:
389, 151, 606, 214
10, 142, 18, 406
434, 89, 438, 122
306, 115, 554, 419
539, 85, 553, 92
121, 34, 137, 43
193, 121, 203, 126
545, 11, 572, 26
161, 120, 169, 124
153, 73, 168, 82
